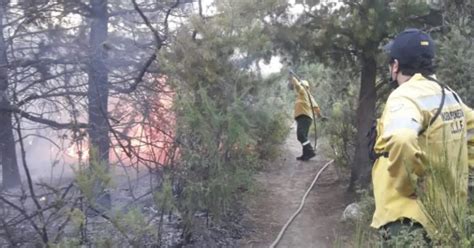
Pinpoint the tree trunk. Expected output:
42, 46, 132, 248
349, 55, 377, 190
88, 0, 110, 208
0, 2, 20, 189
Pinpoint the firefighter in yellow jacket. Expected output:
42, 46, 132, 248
289, 75, 322, 161
371, 28, 474, 244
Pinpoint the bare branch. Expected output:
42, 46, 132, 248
0, 105, 88, 129
131, 0, 163, 46
0, 195, 45, 243
14, 114, 49, 243
112, 53, 156, 94
119, 0, 180, 93
163, 0, 181, 41
17, 91, 87, 106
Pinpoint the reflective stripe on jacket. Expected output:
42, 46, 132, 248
371, 74, 474, 235
290, 76, 320, 119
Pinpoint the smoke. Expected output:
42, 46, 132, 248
20, 130, 77, 183
0, 0, 188, 188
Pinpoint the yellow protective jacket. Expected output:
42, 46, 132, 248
371, 74, 474, 234
290, 76, 321, 119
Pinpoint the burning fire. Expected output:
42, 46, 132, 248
60, 75, 176, 168
65, 143, 89, 160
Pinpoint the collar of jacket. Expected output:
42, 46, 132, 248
411, 73, 437, 82
400, 73, 437, 87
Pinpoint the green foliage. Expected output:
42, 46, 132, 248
173, 88, 261, 239
249, 75, 291, 160
174, 88, 257, 215
110, 208, 154, 247
74, 148, 113, 206
93, 238, 114, 248
319, 67, 357, 168
326, 100, 357, 167
69, 207, 86, 233
161, 1, 291, 239
416, 146, 473, 247
153, 177, 175, 214
437, 28, 474, 106
49, 239, 82, 248
253, 110, 289, 160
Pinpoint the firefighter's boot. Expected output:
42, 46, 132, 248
300, 144, 316, 161
296, 144, 307, 160
296, 151, 304, 160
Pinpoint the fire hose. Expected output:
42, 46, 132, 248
269, 159, 334, 248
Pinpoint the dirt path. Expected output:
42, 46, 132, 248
240, 127, 353, 248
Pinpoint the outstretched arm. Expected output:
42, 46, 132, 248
289, 75, 304, 92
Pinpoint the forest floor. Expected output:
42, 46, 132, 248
239, 126, 355, 248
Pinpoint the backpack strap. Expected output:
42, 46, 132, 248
418, 75, 446, 136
